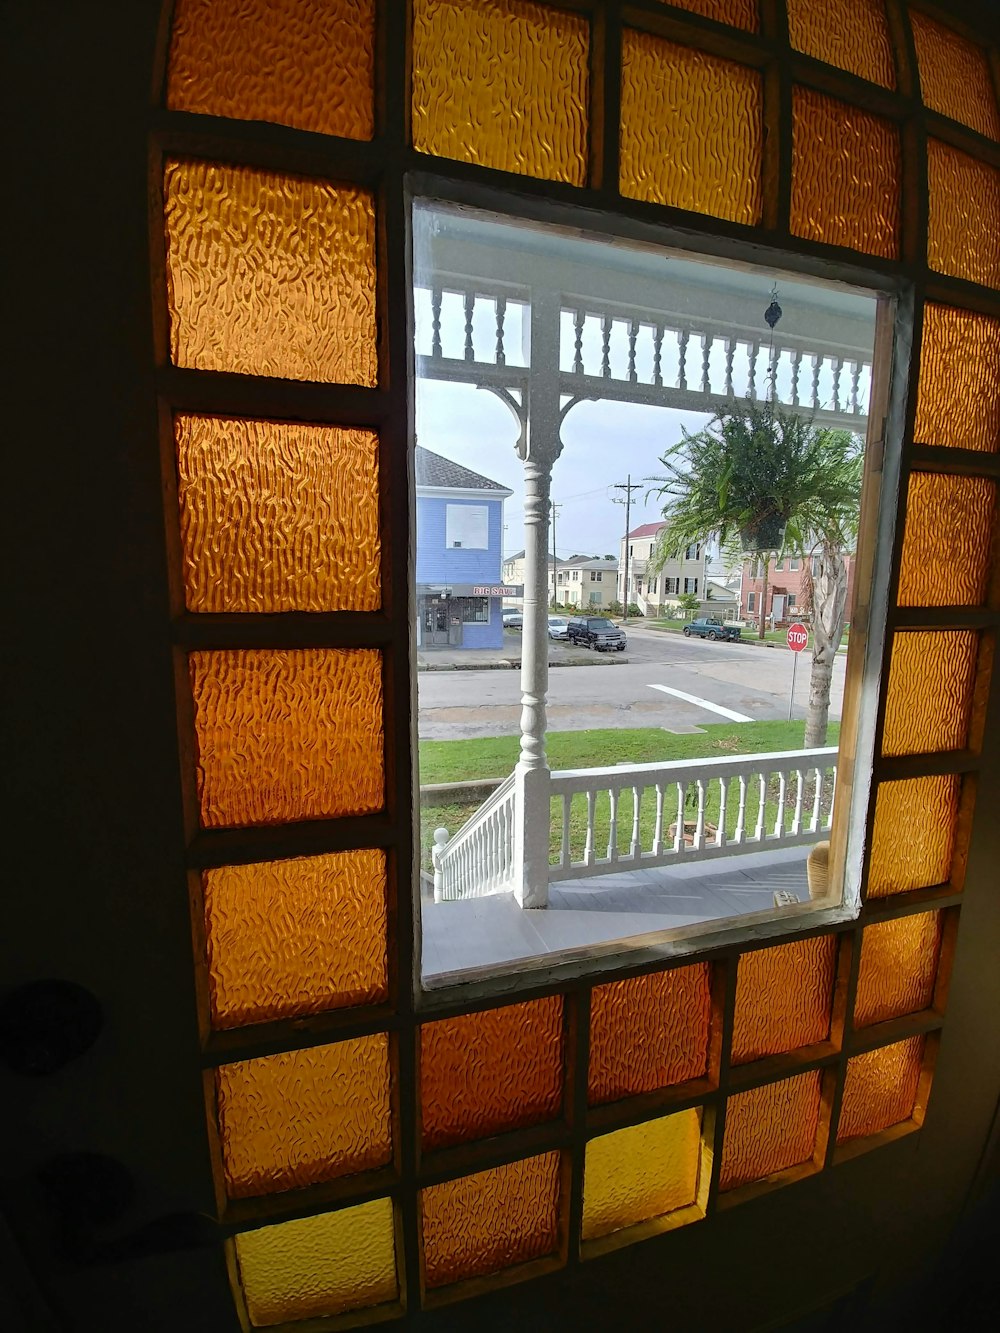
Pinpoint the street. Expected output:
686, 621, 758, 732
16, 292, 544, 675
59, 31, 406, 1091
418, 623, 847, 739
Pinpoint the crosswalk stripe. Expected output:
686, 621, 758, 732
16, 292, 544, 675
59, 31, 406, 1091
647, 683, 753, 722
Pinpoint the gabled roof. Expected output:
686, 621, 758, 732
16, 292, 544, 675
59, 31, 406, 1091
627, 521, 669, 540
504, 549, 526, 562
558, 556, 619, 571
415, 445, 510, 493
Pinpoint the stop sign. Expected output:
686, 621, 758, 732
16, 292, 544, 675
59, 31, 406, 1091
787, 622, 808, 652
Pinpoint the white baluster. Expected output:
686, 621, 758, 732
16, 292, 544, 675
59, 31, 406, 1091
653, 783, 665, 856
584, 790, 596, 866
694, 779, 706, 850
735, 775, 747, 844
774, 771, 787, 838
812, 767, 823, 831
630, 785, 642, 860
717, 776, 728, 846
792, 769, 804, 835
608, 786, 619, 862
754, 772, 767, 841
561, 795, 571, 869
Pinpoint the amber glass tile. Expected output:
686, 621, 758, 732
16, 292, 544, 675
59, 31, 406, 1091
867, 776, 960, 898
204, 850, 387, 1030
176, 415, 380, 614
731, 936, 836, 1065
854, 913, 943, 1029
927, 140, 1000, 290
164, 159, 377, 384
421, 1153, 561, 1288
411, 0, 588, 185
791, 88, 899, 257
189, 649, 384, 828
787, 0, 895, 88
881, 632, 977, 758
588, 964, 711, 1105
620, 31, 762, 225
838, 1037, 925, 1142
898, 473, 997, 607
167, 0, 375, 140
582, 1109, 702, 1241
420, 997, 564, 1151
657, 0, 758, 31
915, 305, 1000, 453
216, 1036, 391, 1198
235, 1198, 397, 1325
720, 1071, 822, 1192
912, 11, 1000, 141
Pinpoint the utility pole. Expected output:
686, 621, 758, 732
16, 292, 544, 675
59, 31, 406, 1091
549, 502, 561, 610
612, 476, 643, 624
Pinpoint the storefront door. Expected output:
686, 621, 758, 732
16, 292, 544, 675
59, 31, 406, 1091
422, 601, 452, 647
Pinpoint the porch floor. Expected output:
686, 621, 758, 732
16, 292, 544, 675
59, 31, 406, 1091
421, 845, 813, 983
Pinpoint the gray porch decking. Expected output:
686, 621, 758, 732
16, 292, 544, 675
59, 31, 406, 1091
422, 844, 813, 982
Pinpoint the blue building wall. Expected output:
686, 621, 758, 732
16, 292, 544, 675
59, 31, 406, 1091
416, 494, 505, 650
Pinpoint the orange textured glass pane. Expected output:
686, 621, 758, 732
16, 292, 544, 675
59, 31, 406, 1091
787, 0, 895, 88
588, 964, 712, 1105
216, 1035, 391, 1198
420, 997, 564, 1151
838, 1037, 924, 1142
720, 1071, 821, 1191
167, 0, 375, 140
411, 0, 588, 185
189, 649, 384, 828
176, 415, 380, 613
912, 11, 1000, 141
656, 0, 758, 31
881, 632, 977, 757
731, 936, 836, 1065
620, 31, 762, 224
235, 1198, 397, 1325
897, 473, 996, 608
791, 87, 899, 257
927, 140, 1000, 290
582, 1109, 702, 1241
915, 305, 1000, 453
421, 1153, 561, 1288
204, 850, 388, 1029
854, 913, 943, 1029
164, 159, 377, 384
867, 776, 960, 898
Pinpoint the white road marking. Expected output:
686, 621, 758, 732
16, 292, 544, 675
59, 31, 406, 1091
647, 683, 753, 722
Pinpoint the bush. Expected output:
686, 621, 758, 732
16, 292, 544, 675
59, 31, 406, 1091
627, 603, 643, 617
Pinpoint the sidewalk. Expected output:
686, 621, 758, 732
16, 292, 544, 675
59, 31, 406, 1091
418, 631, 630, 672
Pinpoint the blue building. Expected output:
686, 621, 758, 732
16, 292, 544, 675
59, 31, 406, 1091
415, 446, 517, 650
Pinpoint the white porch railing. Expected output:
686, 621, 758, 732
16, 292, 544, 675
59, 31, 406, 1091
430, 749, 837, 902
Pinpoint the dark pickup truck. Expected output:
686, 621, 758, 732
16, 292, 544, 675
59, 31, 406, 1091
682, 617, 741, 642
566, 616, 628, 652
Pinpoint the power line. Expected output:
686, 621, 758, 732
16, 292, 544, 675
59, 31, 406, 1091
612, 477, 643, 624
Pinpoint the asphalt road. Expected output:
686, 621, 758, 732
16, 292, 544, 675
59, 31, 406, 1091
418, 624, 847, 740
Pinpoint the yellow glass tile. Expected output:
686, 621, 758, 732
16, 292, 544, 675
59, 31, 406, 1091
620, 31, 762, 225
167, 0, 375, 140
927, 140, 1000, 290
837, 1037, 925, 1142
912, 11, 1000, 142
897, 473, 996, 608
189, 648, 384, 828
867, 776, 960, 898
420, 998, 563, 1151
216, 1036, 391, 1198
915, 304, 1000, 453
731, 936, 836, 1065
588, 964, 712, 1105
657, 0, 758, 31
881, 632, 978, 757
421, 1153, 561, 1288
720, 1071, 821, 1192
582, 1109, 702, 1241
235, 1198, 397, 1325
854, 913, 943, 1029
164, 159, 377, 384
204, 850, 388, 1029
791, 87, 899, 258
787, 0, 895, 88
411, 0, 588, 185
176, 415, 380, 613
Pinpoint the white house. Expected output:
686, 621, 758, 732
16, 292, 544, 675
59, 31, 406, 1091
550, 555, 619, 610
619, 522, 708, 616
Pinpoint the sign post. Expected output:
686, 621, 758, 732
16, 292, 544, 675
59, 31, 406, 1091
786, 622, 808, 720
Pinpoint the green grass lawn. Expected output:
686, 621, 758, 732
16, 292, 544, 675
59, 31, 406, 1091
420, 720, 839, 871
646, 620, 850, 648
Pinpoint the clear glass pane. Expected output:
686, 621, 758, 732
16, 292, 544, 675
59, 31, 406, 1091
731, 935, 836, 1065
915, 304, 1000, 453
720, 1071, 821, 1191
837, 1036, 924, 1142
582, 1109, 702, 1240
854, 913, 942, 1028
787, 0, 895, 88
927, 140, 1000, 290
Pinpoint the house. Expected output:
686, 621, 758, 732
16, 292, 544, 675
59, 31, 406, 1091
740, 552, 857, 627
501, 549, 526, 602
415, 446, 517, 649
619, 521, 709, 616
550, 555, 619, 610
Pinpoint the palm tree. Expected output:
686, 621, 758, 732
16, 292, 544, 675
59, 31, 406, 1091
646, 399, 863, 744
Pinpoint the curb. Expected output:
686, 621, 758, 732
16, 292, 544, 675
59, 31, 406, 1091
418, 656, 630, 672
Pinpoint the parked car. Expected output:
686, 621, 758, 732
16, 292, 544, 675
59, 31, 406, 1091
682, 616, 741, 642
547, 615, 569, 640
566, 616, 627, 652
502, 610, 523, 629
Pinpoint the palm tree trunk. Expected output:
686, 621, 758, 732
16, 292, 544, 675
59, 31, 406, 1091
758, 555, 770, 640
805, 545, 849, 747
